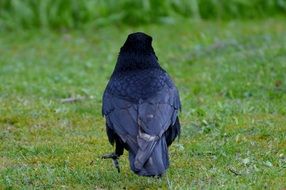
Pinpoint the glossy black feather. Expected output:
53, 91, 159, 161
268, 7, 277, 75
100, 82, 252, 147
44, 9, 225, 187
102, 32, 181, 176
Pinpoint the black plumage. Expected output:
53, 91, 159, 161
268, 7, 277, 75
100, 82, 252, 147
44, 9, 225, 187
102, 32, 181, 176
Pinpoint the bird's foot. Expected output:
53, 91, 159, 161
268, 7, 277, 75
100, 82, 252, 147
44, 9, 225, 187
101, 153, 120, 173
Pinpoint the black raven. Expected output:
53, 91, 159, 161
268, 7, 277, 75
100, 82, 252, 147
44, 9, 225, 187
102, 32, 181, 176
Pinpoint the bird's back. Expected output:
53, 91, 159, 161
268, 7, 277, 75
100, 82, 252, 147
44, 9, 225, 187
105, 68, 173, 101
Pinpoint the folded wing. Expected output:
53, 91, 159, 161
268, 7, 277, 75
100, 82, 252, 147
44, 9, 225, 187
102, 84, 181, 176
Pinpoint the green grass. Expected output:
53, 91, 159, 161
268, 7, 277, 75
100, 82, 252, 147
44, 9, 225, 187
0, 18, 286, 189
0, 0, 286, 30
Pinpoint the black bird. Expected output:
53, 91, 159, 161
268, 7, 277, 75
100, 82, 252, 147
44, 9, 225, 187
102, 32, 181, 176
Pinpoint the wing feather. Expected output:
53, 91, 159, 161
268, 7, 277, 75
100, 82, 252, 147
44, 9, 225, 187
102, 84, 181, 171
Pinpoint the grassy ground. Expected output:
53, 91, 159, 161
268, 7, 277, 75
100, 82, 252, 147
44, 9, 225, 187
0, 19, 286, 189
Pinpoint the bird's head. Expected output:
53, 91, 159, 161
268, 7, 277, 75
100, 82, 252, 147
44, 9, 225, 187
121, 32, 153, 52
115, 32, 159, 72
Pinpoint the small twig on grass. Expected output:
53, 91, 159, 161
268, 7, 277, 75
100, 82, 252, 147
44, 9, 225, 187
60, 96, 86, 103
228, 167, 242, 176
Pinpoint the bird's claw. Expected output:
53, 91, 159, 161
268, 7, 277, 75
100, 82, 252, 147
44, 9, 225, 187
101, 153, 120, 173
102, 153, 119, 159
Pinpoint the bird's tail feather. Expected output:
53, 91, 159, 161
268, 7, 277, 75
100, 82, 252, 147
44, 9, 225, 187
129, 133, 169, 176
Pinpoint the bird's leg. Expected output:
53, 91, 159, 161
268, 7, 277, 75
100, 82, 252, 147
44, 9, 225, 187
101, 152, 120, 173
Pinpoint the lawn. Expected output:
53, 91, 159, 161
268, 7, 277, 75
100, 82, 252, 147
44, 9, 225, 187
0, 19, 286, 189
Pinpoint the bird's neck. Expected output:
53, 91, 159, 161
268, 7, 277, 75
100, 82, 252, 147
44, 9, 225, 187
114, 51, 160, 72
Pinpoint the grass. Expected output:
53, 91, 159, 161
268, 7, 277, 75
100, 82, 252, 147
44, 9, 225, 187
0, 0, 286, 30
0, 18, 286, 189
